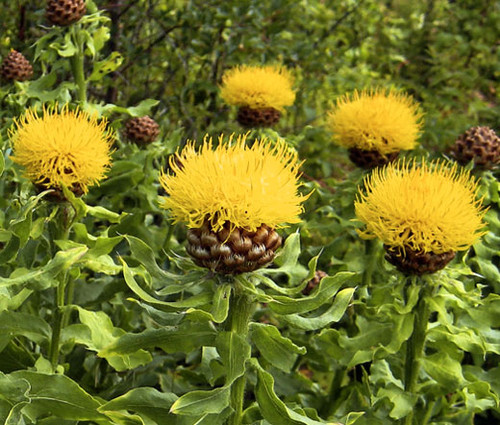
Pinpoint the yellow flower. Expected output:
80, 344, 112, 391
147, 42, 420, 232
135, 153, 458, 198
10, 105, 114, 193
327, 89, 423, 154
219, 65, 295, 111
159, 134, 309, 232
355, 159, 486, 254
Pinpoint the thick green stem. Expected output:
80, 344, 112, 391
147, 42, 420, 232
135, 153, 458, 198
48, 206, 74, 369
225, 286, 254, 425
362, 239, 379, 287
70, 25, 87, 103
403, 276, 432, 425
322, 368, 346, 418
48, 271, 67, 369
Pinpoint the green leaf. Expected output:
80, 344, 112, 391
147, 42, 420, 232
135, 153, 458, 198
121, 258, 211, 310
279, 287, 355, 331
99, 387, 177, 424
269, 272, 354, 315
9, 371, 109, 422
216, 331, 251, 384
0, 311, 51, 344
251, 359, 328, 425
100, 321, 216, 356
89, 52, 123, 81
49, 32, 77, 57
170, 387, 230, 416
421, 352, 464, 390
250, 323, 306, 372
263, 233, 309, 284
0, 246, 87, 289
0, 234, 20, 264
64, 307, 153, 371
0, 372, 30, 425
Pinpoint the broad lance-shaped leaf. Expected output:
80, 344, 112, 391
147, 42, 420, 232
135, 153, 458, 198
125, 235, 208, 293
175, 408, 233, 425
216, 331, 251, 384
269, 272, 354, 315
262, 233, 309, 284
99, 387, 178, 424
256, 251, 320, 296
0, 234, 20, 264
186, 283, 231, 324
0, 311, 51, 345
169, 330, 251, 418
100, 320, 216, 356
0, 372, 30, 425
313, 314, 413, 368
169, 387, 230, 416
250, 359, 340, 425
6, 371, 110, 422
120, 257, 212, 310
279, 287, 355, 331
421, 352, 465, 390
250, 323, 306, 372
0, 247, 88, 289
62, 307, 152, 371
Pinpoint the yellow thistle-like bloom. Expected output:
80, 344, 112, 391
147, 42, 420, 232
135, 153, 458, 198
355, 159, 486, 254
327, 89, 423, 154
159, 134, 308, 232
10, 105, 114, 193
219, 65, 295, 111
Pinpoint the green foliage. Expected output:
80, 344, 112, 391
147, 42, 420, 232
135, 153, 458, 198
0, 0, 499, 424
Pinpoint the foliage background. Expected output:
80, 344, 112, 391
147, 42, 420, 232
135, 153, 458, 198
0, 0, 499, 424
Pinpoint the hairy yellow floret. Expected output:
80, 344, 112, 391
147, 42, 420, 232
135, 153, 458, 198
327, 89, 423, 154
355, 159, 486, 254
10, 105, 114, 193
220, 65, 295, 111
159, 134, 309, 232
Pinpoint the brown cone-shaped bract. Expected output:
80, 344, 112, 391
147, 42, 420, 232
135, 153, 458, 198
348, 147, 399, 169
237, 106, 282, 128
0, 50, 33, 82
124, 116, 160, 145
450, 126, 500, 169
186, 222, 282, 274
384, 245, 455, 275
46, 0, 86, 26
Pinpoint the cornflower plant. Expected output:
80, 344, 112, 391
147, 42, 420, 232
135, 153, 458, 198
312, 159, 498, 425
112, 133, 357, 424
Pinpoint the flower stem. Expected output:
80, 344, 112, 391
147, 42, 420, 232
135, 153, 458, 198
225, 284, 254, 425
362, 239, 379, 286
70, 24, 87, 104
48, 205, 74, 370
322, 367, 346, 418
403, 276, 432, 425
49, 271, 68, 369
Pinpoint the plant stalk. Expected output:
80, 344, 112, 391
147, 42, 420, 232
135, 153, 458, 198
70, 24, 87, 103
403, 276, 432, 425
48, 271, 67, 369
362, 239, 378, 286
225, 285, 254, 425
48, 205, 74, 370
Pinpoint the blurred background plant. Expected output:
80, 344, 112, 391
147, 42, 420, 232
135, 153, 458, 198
0, 0, 499, 424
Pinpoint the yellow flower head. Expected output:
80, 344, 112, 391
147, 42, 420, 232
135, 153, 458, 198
327, 89, 423, 154
159, 134, 309, 232
9, 105, 114, 193
355, 159, 486, 254
220, 65, 295, 111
